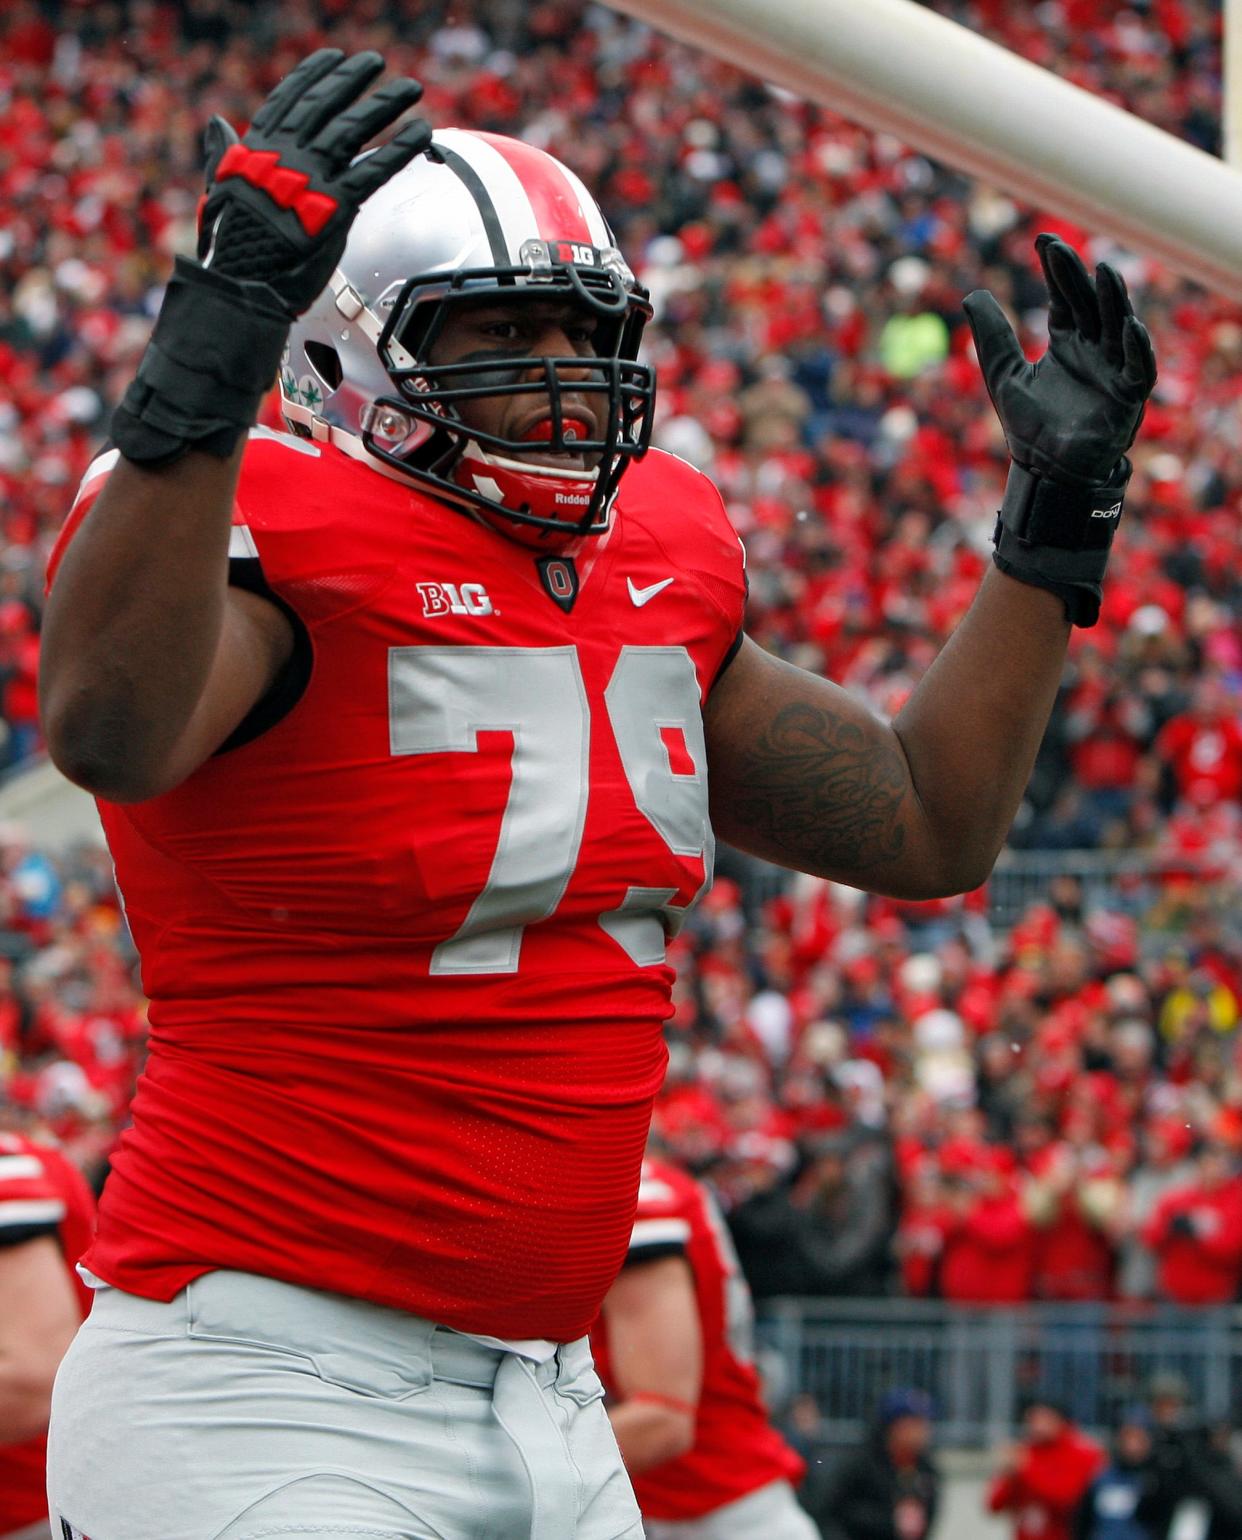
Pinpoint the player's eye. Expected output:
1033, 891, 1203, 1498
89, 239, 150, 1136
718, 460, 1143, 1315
481, 319, 524, 342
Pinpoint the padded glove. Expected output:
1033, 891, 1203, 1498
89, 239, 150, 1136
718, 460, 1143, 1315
964, 234, 1157, 626
112, 49, 431, 468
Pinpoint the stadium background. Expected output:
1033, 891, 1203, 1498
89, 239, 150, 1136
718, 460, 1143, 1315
1, 0, 1240, 1530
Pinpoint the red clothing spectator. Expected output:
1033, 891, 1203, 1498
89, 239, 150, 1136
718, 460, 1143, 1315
1063, 675, 1147, 793
895, 1168, 951, 1298
1024, 1145, 1121, 1301
939, 1176, 1035, 1304
1141, 1150, 1242, 1304
1154, 680, 1242, 808
988, 1405, 1104, 1540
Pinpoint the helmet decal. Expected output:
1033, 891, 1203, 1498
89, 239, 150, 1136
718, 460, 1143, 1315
433, 143, 510, 266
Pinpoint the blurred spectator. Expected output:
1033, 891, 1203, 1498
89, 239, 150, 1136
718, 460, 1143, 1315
728, 1130, 894, 1300
938, 1150, 1035, 1304
1022, 1137, 1123, 1302
988, 1398, 1105, 1540
1072, 1407, 1158, 1540
1115, 1121, 1197, 1301
1140, 1145, 1242, 1305
801, 1388, 939, 1540
1149, 677, 1242, 812
1140, 1374, 1242, 1540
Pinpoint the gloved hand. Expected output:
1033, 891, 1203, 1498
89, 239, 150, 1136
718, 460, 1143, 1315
112, 49, 431, 468
963, 235, 1157, 626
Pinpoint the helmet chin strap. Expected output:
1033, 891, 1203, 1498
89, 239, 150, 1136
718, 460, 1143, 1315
329, 267, 414, 364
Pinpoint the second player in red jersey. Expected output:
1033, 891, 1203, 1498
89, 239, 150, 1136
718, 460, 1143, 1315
592, 1157, 812, 1536
0, 1132, 94, 1539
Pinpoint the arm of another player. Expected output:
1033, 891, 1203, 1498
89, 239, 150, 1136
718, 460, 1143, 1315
706, 237, 1156, 900
599, 1255, 704, 1473
40, 50, 430, 803
0, 1234, 83, 1442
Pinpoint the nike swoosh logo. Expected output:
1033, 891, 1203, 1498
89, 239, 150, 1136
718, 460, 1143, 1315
627, 576, 676, 607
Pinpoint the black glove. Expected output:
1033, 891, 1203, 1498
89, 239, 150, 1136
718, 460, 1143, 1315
963, 234, 1157, 626
112, 49, 432, 468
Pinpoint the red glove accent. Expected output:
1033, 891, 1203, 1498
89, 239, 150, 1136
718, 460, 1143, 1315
215, 143, 339, 237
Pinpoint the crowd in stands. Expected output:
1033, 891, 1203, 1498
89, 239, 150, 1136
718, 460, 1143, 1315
801, 1377, 1242, 1540
1, 0, 1240, 1308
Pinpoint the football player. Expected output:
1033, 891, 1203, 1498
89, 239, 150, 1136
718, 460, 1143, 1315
38, 47, 1154, 1540
0, 1131, 94, 1540
592, 1153, 816, 1538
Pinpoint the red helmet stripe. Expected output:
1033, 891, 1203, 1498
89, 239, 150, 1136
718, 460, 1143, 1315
472, 132, 594, 247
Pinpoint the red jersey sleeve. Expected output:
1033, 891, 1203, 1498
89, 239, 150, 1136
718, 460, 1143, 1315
627, 1163, 693, 1265
0, 1135, 68, 1245
46, 425, 325, 595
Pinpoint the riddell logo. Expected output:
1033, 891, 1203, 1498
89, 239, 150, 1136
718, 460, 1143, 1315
554, 490, 590, 506
418, 581, 494, 618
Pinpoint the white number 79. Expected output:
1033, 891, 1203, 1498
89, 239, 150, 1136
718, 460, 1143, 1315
389, 644, 713, 976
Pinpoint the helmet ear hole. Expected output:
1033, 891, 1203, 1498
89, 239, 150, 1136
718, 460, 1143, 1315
304, 341, 344, 391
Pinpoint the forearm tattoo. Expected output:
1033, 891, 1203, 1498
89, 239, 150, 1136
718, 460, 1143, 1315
721, 700, 908, 873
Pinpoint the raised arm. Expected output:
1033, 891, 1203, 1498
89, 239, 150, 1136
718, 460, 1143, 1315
705, 235, 1156, 898
39, 50, 430, 803
706, 567, 1067, 897
40, 448, 291, 803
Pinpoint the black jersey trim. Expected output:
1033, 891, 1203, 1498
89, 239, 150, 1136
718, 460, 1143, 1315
216, 558, 314, 754
621, 1239, 689, 1269
709, 627, 745, 692
0, 1219, 61, 1248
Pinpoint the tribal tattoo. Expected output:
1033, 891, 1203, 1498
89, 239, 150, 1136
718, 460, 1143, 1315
717, 699, 908, 876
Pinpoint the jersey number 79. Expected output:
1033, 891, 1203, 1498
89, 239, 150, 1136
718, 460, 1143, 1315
389, 643, 713, 975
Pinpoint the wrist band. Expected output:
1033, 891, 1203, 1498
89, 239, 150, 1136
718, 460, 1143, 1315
111, 257, 292, 468
627, 1391, 699, 1417
991, 457, 1131, 628
999, 460, 1129, 551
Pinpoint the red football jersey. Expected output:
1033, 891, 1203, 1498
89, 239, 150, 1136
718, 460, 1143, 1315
0, 1133, 95, 1534
591, 1158, 805, 1520
50, 430, 746, 1342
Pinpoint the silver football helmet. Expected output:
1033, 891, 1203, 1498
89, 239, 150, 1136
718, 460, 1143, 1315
280, 129, 655, 538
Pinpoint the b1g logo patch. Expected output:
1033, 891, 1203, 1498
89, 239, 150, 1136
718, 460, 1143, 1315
61, 1519, 94, 1540
417, 581, 494, 618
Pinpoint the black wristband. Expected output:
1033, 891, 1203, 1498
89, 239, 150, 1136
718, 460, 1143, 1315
111, 257, 292, 468
991, 459, 1130, 628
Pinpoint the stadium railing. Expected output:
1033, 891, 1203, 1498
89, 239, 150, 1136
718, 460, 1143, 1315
757, 1296, 1242, 1446
986, 849, 1234, 937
